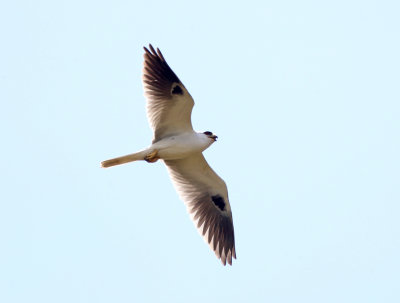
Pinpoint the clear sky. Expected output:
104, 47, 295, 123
1, 0, 399, 302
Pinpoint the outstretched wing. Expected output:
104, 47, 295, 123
164, 154, 236, 265
143, 45, 194, 142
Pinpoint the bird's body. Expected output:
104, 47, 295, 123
152, 131, 215, 160
101, 45, 236, 265
102, 131, 214, 165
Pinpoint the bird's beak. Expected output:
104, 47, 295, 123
211, 135, 218, 141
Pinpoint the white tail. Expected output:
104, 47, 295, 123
101, 150, 148, 168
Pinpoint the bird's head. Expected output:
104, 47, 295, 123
203, 131, 218, 142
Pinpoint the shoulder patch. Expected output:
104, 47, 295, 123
211, 195, 226, 211
172, 85, 183, 95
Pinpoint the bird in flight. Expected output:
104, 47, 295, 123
101, 45, 236, 265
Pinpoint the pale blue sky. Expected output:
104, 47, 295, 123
1, 0, 399, 302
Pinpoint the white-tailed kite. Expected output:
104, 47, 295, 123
101, 45, 236, 265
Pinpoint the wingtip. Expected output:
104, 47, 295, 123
143, 44, 154, 54
143, 43, 166, 62
143, 44, 155, 53
222, 249, 235, 266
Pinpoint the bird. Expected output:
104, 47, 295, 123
101, 44, 236, 265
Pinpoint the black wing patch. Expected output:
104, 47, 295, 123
212, 195, 226, 211
143, 44, 183, 99
172, 85, 183, 95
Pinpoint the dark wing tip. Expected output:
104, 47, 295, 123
190, 197, 236, 266
142, 44, 182, 98
143, 44, 160, 59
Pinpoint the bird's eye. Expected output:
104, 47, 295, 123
203, 131, 212, 136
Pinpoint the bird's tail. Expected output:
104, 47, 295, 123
101, 150, 148, 168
